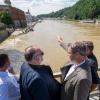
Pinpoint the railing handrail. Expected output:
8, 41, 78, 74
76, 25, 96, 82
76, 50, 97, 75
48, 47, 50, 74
53, 72, 62, 78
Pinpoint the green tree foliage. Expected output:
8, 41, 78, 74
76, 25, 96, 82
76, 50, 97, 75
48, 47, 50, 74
0, 12, 13, 25
38, 0, 100, 20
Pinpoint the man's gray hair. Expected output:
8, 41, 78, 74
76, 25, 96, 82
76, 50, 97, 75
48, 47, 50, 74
68, 42, 87, 56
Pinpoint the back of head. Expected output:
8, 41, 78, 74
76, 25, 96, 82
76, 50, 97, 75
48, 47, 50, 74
24, 46, 44, 62
25, 46, 36, 61
0, 52, 9, 69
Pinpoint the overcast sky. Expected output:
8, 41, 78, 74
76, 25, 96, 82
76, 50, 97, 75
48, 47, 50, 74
0, 0, 79, 15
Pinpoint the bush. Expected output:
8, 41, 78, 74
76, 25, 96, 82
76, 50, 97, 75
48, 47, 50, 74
0, 12, 13, 26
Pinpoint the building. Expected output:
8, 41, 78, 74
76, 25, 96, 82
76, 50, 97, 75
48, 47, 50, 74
0, 0, 27, 28
10, 7, 27, 28
4, 0, 11, 6
0, 1, 9, 12
25, 10, 33, 24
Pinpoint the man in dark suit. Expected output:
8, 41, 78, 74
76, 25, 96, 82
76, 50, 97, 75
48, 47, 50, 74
58, 38, 92, 100
19, 46, 61, 100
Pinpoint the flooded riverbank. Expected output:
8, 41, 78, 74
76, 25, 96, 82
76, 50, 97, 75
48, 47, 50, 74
0, 20, 100, 73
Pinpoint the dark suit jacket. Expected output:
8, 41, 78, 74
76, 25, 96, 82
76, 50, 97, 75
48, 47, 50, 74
60, 59, 92, 100
87, 55, 100, 84
19, 62, 61, 100
88, 53, 98, 70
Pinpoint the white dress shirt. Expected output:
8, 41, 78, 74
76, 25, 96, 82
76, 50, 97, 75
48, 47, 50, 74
0, 71, 20, 100
64, 60, 85, 81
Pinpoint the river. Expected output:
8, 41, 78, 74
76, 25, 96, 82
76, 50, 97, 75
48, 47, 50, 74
0, 20, 100, 73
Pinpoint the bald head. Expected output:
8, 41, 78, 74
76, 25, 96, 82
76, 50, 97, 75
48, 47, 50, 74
24, 46, 44, 62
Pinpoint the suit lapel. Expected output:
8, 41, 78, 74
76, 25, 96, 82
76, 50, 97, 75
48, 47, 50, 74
61, 64, 72, 82
63, 60, 88, 83
63, 67, 81, 83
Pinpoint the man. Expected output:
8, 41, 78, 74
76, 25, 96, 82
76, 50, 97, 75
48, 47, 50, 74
19, 46, 61, 100
58, 38, 92, 100
0, 52, 20, 100
0, 49, 15, 74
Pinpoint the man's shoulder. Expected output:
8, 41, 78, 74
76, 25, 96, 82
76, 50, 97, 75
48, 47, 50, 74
78, 59, 92, 71
87, 58, 95, 65
77, 67, 92, 82
21, 62, 37, 74
61, 62, 73, 71
42, 65, 53, 74
0, 72, 15, 83
20, 62, 41, 81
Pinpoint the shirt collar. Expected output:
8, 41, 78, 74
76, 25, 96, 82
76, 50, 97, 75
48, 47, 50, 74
73, 60, 86, 68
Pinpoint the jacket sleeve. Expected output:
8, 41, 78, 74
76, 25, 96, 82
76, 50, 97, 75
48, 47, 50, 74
28, 78, 50, 100
74, 79, 91, 100
91, 61, 100, 84
60, 42, 67, 51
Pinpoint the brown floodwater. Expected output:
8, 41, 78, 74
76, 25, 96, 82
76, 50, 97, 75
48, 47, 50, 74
0, 20, 100, 73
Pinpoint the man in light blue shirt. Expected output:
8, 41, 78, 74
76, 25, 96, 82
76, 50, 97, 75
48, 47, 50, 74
0, 52, 20, 100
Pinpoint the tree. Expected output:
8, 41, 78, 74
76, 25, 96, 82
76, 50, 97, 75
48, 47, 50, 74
0, 12, 13, 26
38, 0, 100, 20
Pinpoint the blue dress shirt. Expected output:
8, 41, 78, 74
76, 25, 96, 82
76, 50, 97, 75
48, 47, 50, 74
0, 71, 20, 100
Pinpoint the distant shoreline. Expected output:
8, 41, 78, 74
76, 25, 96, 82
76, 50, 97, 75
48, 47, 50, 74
43, 18, 100, 24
